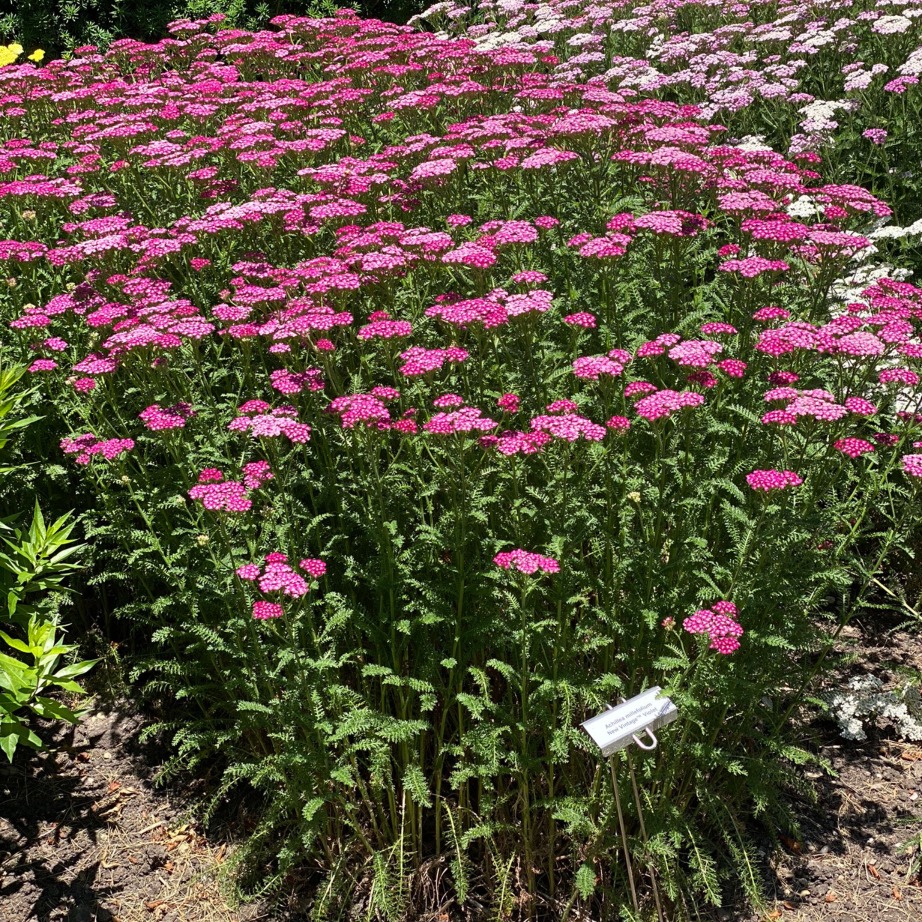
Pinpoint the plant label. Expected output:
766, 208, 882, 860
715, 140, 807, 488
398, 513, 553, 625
581, 686, 678, 756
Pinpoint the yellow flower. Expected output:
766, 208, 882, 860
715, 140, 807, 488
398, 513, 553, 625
0, 43, 23, 67
28, 49, 44, 63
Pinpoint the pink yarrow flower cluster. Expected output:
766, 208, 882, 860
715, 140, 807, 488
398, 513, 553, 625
493, 548, 560, 575
60, 433, 134, 465
683, 600, 743, 655
188, 468, 252, 513
746, 469, 803, 491
239, 553, 325, 620
139, 402, 195, 431
634, 389, 705, 421
834, 438, 876, 459
228, 402, 311, 443
902, 454, 922, 479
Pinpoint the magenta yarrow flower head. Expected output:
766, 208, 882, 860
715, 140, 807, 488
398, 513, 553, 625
572, 354, 625, 380
746, 469, 803, 491
424, 406, 497, 434
625, 381, 658, 399
399, 346, 468, 376
683, 600, 743, 655
270, 368, 324, 395
563, 312, 597, 328
259, 560, 308, 597
328, 393, 391, 429
834, 438, 876, 459
29, 359, 58, 372
242, 460, 273, 490
229, 404, 311, 443
139, 402, 195, 431
718, 359, 747, 378
844, 397, 878, 416
880, 368, 920, 387
484, 430, 553, 456
687, 371, 718, 389
668, 339, 723, 368
299, 558, 327, 578
606, 415, 631, 431
253, 600, 283, 620
530, 413, 606, 442
762, 410, 798, 426
188, 479, 251, 512
636, 333, 681, 358
497, 393, 520, 413
511, 271, 549, 286
753, 306, 791, 323
546, 399, 579, 414
61, 433, 134, 465
494, 548, 559, 575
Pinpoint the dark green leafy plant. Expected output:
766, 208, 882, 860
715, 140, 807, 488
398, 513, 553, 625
0, 366, 94, 761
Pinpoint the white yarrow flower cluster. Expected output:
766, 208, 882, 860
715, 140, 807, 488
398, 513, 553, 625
873, 15, 914, 35
826, 675, 922, 742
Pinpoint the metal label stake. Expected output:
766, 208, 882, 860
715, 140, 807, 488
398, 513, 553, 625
582, 689, 677, 921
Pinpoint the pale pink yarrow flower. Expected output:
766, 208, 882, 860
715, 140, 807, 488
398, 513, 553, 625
902, 454, 922, 479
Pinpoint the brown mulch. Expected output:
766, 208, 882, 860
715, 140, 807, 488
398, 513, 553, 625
3, 618, 922, 921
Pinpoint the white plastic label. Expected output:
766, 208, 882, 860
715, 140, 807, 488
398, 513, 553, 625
581, 686, 678, 756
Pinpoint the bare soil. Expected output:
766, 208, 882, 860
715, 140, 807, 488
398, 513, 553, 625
0, 708, 265, 922
736, 618, 922, 922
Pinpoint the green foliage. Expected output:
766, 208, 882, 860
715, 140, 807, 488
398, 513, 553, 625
0, 367, 94, 761
0, 612, 96, 761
